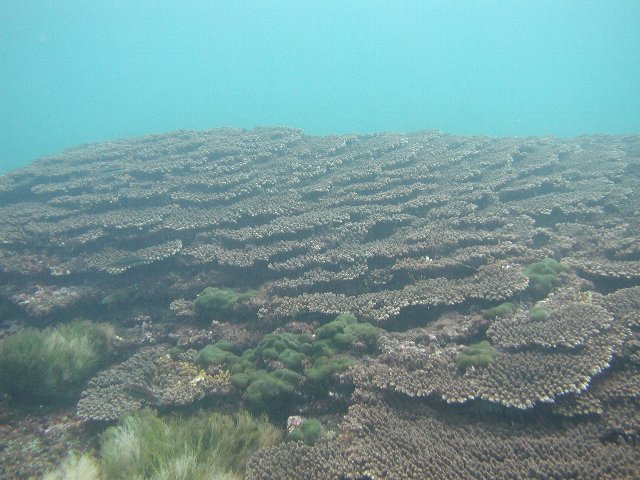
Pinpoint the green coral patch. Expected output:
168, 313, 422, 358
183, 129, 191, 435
278, 349, 306, 370
305, 355, 353, 386
245, 371, 297, 412
286, 418, 323, 445
314, 313, 381, 353
195, 345, 238, 366
195, 313, 379, 415
231, 372, 251, 390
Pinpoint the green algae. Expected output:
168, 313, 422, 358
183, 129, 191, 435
457, 340, 498, 372
101, 284, 138, 305
0, 319, 115, 403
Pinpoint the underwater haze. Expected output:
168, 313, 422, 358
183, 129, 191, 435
1, 0, 639, 174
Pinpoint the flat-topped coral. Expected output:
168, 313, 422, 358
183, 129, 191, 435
487, 299, 613, 349
348, 285, 627, 409
2, 129, 640, 478
247, 394, 640, 480
76, 346, 232, 421
3, 129, 635, 327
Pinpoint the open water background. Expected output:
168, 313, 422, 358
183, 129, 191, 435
1, 0, 639, 174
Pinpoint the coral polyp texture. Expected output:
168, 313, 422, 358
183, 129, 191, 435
2, 128, 637, 325
2, 128, 640, 478
247, 394, 640, 480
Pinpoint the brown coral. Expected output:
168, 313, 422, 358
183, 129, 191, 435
76, 346, 231, 421
0, 129, 637, 327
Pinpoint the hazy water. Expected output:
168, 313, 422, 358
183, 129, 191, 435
1, 0, 639, 174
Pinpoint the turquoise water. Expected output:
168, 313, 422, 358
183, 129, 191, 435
1, 0, 639, 174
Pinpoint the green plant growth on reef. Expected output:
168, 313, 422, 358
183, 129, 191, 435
195, 342, 239, 367
305, 355, 353, 387
483, 302, 517, 319
193, 287, 256, 321
43, 408, 282, 480
524, 258, 569, 297
244, 369, 299, 412
197, 313, 380, 415
42, 452, 102, 480
529, 306, 550, 321
457, 340, 498, 372
315, 313, 381, 352
101, 284, 138, 305
0, 319, 115, 403
168, 346, 184, 359
286, 418, 323, 445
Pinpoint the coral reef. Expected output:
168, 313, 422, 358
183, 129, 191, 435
248, 392, 640, 479
0, 411, 88, 480
188, 314, 378, 415
0, 284, 96, 318
0, 129, 639, 478
2, 129, 637, 326
76, 346, 232, 421
347, 284, 633, 410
